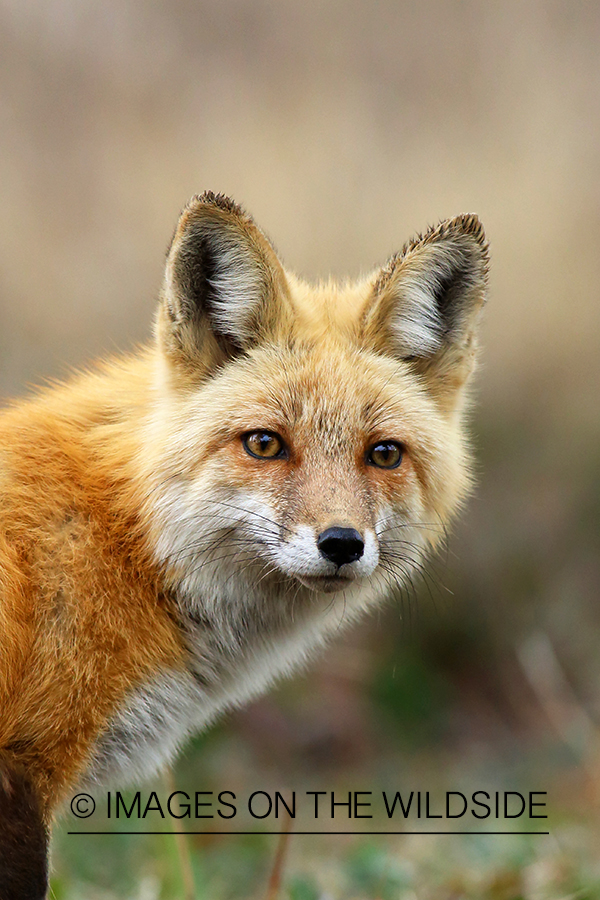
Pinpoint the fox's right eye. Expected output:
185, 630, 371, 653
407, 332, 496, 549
242, 431, 287, 460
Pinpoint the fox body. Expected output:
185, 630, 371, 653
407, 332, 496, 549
0, 193, 488, 897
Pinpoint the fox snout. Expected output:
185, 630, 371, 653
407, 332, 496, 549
270, 518, 379, 593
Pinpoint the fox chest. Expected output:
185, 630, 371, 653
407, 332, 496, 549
83, 667, 209, 788
82, 604, 332, 789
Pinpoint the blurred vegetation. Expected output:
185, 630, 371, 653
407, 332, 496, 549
2, 0, 600, 896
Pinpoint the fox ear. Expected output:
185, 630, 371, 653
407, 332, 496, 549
364, 215, 489, 411
157, 192, 290, 377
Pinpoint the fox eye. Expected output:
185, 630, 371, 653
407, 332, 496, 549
242, 431, 286, 460
367, 441, 403, 469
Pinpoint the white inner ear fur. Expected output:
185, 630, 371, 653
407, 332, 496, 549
202, 230, 265, 345
390, 243, 470, 358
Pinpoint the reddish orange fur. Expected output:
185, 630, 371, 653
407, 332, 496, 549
0, 356, 185, 817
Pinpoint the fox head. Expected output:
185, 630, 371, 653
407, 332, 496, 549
148, 192, 487, 622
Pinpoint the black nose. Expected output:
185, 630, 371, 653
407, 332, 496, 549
317, 527, 365, 567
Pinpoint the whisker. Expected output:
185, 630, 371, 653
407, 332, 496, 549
161, 533, 270, 568
203, 498, 293, 535
176, 548, 259, 583
335, 590, 348, 633
380, 550, 447, 617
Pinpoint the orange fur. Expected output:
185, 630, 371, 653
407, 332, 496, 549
0, 357, 185, 813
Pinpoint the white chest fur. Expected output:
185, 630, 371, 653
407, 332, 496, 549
83, 574, 382, 789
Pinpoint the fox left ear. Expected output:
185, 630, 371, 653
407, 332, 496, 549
157, 192, 291, 379
364, 215, 489, 412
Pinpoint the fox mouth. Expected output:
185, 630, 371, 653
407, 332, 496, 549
296, 573, 356, 593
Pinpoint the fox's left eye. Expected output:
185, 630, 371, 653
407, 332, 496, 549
242, 431, 287, 460
367, 441, 403, 469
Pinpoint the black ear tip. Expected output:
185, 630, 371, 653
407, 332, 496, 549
448, 213, 489, 261
450, 212, 486, 237
418, 214, 490, 287
375, 214, 489, 300
401, 213, 489, 264
185, 191, 246, 219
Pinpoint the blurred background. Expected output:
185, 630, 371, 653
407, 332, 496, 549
1, 1, 600, 897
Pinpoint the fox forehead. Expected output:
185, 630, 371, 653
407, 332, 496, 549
167, 339, 440, 453
284, 272, 375, 340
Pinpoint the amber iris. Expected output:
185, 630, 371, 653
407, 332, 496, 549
242, 431, 286, 459
368, 441, 403, 469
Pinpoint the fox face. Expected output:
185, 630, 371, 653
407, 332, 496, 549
150, 343, 456, 604
142, 192, 487, 668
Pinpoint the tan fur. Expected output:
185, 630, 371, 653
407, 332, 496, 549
0, 193, 487, 891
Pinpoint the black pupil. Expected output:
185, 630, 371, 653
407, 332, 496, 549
258, 434, 275, 454
374, 443, 399, 465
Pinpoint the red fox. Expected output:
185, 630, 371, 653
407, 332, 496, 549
0, 192, 488, 897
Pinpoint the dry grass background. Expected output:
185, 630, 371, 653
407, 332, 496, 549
1, 1, 600, 897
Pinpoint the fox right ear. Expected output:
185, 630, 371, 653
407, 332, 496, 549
157, 193, 291, 378
363, 214, 489, 414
